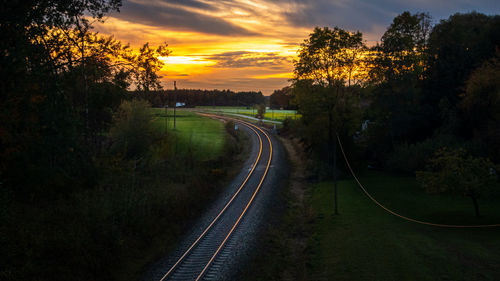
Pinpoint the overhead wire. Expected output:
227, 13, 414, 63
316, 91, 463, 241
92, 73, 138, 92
336, 133, 500, 228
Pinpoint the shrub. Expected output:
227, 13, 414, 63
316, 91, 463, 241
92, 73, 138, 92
225, 121, 238, 138
416, 148, 498, 217
256, 104, 266, 119
109, 99, 158, 159
386, 140, 440, 173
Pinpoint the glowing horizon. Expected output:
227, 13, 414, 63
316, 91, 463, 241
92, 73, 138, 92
93, 0, 499, 94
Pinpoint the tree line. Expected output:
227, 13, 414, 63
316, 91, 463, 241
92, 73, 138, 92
269, 86, 296, 110
134, 89, 265, 108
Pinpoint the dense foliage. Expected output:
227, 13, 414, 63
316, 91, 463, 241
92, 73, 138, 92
288, 11, 500, 190
0, 1, 252, 280
416, 148, 498, 217
289, 26, 365, 178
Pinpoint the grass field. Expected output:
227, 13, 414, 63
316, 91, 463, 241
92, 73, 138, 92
196, 106, 300, 121
151, 108, 225, 161
310, 172, 500, 280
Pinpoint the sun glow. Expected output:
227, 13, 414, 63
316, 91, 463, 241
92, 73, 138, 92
157, 55, 216, 79
253, 72, 294, 79
160, 56, 216, 66
93, 1, 311, 94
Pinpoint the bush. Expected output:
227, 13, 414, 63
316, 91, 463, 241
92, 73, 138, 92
109, 99, 158, 159
416, 147, 498, 217
256, 104, 266, 119
225, 121, 238, 139
386, 134, 486, 174
387, 139, 441, 173
281, 117, 304, 137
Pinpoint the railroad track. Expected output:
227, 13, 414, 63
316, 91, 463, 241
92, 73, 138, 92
158, 117, 273, 281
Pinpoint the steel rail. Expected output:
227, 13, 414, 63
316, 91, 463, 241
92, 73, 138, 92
159, 119, 266, 281
194, 119, 273, 281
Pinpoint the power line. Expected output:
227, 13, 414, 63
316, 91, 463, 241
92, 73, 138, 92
336, 134, 500, 228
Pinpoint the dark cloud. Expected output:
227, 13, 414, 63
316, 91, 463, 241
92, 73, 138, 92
281, 0, 500, 33
283, 0, 402, 31
208, 51, 292, 68
210, 51, 250, 57
115, 0, 257, 36
163, 0, 219, 11
113, 0, 500, 40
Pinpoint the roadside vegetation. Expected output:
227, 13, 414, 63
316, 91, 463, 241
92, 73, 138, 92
1, 99, 249, 281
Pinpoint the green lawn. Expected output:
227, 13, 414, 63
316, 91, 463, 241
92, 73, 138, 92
151, 108, 225, 161
311, 172, 500, 281
196, 106, 301, 121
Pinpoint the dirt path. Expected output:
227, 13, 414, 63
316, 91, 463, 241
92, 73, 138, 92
280, 136, 308, 203
278, 136, 314, 281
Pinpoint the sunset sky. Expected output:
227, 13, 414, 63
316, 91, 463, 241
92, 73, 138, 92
94, 0, 499, 94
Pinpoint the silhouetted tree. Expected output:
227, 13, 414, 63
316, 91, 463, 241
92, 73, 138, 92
370, 11, 431, 83
424, 12, 500, 149
294, 27, 365, 87
131, 42, 171, 92
425, 12, 500, 107
364, 11, 434, 159
293, 26, 364, 181
0, 0, 123, 199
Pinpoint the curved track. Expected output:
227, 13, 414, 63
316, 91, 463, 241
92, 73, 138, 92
148, 117, 274, 281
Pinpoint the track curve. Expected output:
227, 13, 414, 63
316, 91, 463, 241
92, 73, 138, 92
142, 116, 282, 281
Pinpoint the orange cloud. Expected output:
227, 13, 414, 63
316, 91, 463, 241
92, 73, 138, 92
93, 0, 395, 94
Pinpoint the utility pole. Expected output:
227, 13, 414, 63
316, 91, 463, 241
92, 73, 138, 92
173, 81, 177, 130
167, 102, 168, 135
334, 133, 339, 215
329, 107, 339, 215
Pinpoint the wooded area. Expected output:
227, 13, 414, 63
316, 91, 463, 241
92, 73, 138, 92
284, 11, 500, 214
0, 1, 251, 280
